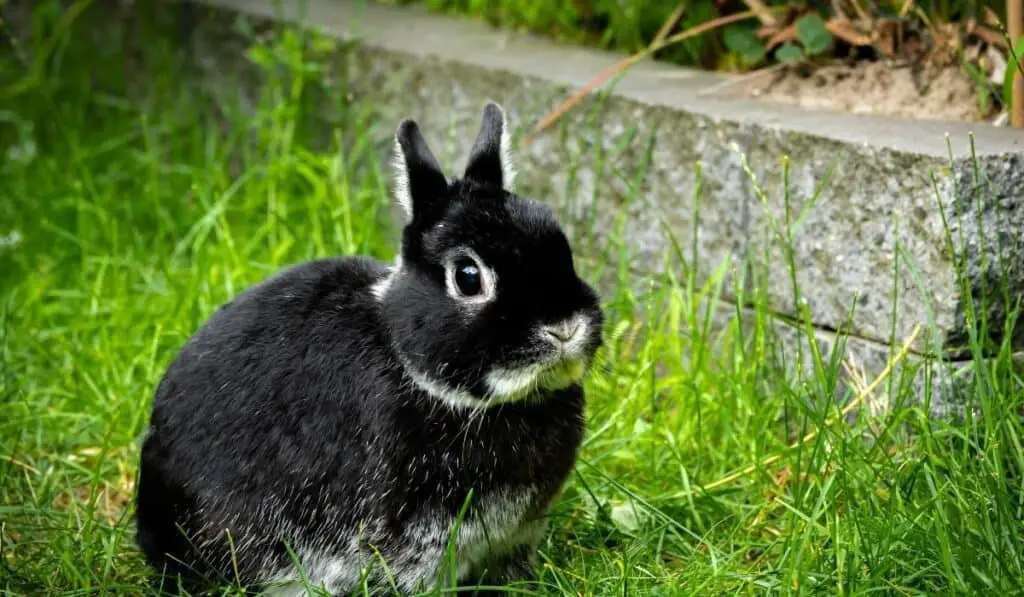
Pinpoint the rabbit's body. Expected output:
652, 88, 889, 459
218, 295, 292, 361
137, 257, 583, 594
136, 104, 603, 595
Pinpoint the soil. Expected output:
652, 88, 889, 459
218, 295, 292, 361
733, 60, 990, 124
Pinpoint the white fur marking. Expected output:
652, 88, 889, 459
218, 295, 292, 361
261, 541, 365, 596
262, 489, 541, 595
538, 312, 590, 356
370, 255, 403, 302
483, 312, 595, 399
398, 486, 540, 588
402, 363, 482, 410
399, 310, 593, 408
391, 136, 413, 220
400, 359, 545, 409
484, 365, 544, 401
261, 523, 383, 596
497, 105, 516, 190
403, 360, 555, 410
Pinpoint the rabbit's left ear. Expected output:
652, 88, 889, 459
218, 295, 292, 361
463, 102, 516, 191
393, 119, 449, 223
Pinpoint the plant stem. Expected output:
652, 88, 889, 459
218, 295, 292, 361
1011, 0, 1024, 126
678, 323, 923, 497
742, 0, 778, 27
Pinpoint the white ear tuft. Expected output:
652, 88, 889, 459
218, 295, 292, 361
392, 119, 448, 223
391, 136, 413, 220
498, 106, 516, 191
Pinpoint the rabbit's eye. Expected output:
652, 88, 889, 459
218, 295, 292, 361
444, 248, 494, 304
453, 257, 482, 296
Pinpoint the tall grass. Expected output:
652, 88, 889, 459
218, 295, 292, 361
1, 1, 1022, 595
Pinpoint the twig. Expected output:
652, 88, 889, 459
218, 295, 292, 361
741, 0, 778, 27
520, 9, 773, 147
651, 4, 687, 48
849, 0, 874, 24
694, 62, 787, 96
1, 454, 40, 475
679, 323, 922, 496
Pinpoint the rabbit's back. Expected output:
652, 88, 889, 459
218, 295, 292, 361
136, 256, 397, 584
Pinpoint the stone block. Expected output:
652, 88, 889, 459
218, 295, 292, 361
688, 299, 1021, 422
189, 0, 1024, 362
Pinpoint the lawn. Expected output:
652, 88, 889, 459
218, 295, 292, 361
2, 2, 1023, 596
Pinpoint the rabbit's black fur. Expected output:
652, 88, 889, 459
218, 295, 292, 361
135, 103, 604, 596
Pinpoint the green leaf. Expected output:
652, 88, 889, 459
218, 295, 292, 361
1004, 36, 1024, 113
723, 25, 766, 65
962, 62, 992, 115
795, 13, 832, 56
776, 42, 804, 64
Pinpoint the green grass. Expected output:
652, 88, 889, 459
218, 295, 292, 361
2, 2, 1023, 595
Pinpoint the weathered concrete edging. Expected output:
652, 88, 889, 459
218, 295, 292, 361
184, 0, 1024, 411
190, 0, 1024, 357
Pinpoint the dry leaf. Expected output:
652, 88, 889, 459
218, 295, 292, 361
872, 19, 903, 57
755, 24, 777, 39
971, 23, 1009, 48
983, 6, 1002, 27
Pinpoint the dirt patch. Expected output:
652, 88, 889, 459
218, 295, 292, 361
734, 60, 990, 123
48, 446, 138, 525
51, 478, 136, 525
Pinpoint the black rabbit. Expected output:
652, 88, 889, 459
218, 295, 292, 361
135, 103, 604, 596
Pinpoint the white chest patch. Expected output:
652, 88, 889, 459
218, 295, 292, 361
261, 486, 542, 596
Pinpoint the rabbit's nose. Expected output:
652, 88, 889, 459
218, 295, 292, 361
542, 320, 581, 345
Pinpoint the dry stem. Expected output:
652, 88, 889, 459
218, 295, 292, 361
520, 9, 774, 147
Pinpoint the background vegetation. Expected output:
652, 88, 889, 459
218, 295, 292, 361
394, 0, 1003, 65
1, 1, 1023, 595
386, 0, 1024, 124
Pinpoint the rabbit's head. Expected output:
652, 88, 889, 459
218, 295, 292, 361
373, 103, 603, 409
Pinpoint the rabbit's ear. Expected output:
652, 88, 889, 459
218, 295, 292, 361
393, 120, 449, 222
463, 102, 516, 191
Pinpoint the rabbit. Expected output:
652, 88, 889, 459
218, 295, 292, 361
134, 102, 605, 596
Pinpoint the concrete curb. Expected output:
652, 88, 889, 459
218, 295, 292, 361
182, 0, 1024, 411
191, 0, 1023, 359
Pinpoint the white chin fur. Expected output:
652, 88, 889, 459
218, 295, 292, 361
484, 364, 545, 402
403, 366, 485, 410
402, 364, 530, 411
487, 359, 586, 399
401, 360, 582, 411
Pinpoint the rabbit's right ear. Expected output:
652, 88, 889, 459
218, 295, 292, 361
463, 102, 515, 191
393, 120, 448, 223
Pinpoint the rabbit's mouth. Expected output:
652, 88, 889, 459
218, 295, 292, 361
481, 310, 602, 402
